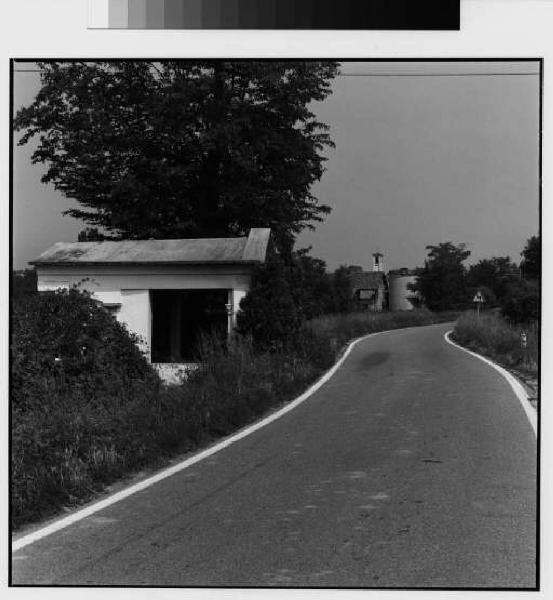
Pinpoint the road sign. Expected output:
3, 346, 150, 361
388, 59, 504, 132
473, 291, 485, 303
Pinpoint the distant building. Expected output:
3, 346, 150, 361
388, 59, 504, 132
372, 251, 384, 272
388, 268, 419, 311
347, 252, 388, 312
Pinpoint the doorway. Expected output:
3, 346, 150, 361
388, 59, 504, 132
150, 290, 228, 363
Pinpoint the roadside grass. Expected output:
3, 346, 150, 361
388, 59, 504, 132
451, 311, 538, 373
12, 307, 456, 530
307, 308, 458, 350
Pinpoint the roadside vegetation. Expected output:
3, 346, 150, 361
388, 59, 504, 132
11, 280, 454, 529
11, 287, 160, 528
409, 236, 539, 319
413, 235, 539, 377
452, 311, 538, 374
306, 309, 458, 350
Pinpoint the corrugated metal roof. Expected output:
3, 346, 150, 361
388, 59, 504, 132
31, 228, 271, 266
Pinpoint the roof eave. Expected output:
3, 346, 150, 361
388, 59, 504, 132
30, 260, 263, 267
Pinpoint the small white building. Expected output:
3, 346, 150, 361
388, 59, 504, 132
31, 229, 271, 372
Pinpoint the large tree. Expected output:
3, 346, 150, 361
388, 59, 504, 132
466, 256, 519, 304
412, 242, 471, 311
520, 235, 540, 281
288, 248, 335, 320
15, 61, 338, 253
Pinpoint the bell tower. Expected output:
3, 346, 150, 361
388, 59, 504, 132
372, 252, 384, 272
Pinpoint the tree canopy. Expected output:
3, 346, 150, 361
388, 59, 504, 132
412, 242, 471, 311
498, 234, 540, 323
236, 247, 348, 350
520, 235, 540, 281
466, 256, 518, 304
15, 60, 339, 253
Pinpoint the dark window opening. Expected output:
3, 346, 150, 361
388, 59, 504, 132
358, 289, 377, 301
151, 290, 228, 363
103, 303, 122, 316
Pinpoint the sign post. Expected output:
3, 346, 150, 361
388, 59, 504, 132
520, 331, 528, 368
472, 290, 485, 316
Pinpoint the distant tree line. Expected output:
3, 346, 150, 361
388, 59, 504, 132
410, 235, 540, 323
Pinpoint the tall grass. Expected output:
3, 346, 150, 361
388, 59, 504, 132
307, 308, 458, 350
452, 311, 538, 372
12, 308, 455, 529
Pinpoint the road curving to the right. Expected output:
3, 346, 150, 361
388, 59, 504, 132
12, 322, 537, 588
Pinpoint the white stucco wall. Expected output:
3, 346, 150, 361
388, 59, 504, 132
389, 275, 418, 311
119, 290, 151, 358
36, 264, 253, 363
229, 288, 248, 329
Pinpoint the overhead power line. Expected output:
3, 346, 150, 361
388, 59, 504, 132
339, 72, 539, 77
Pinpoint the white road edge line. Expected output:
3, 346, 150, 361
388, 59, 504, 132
14, 324, 428, 552
444, 330, 537, 438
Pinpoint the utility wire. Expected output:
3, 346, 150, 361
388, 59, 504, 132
339, 72, 539, 77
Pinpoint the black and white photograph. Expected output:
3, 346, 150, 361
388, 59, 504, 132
9, 58, 540, 589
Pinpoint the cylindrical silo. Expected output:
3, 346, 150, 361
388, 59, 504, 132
388, 269, 418, 311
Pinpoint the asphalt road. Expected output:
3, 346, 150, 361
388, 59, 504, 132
12, 323, 537, 588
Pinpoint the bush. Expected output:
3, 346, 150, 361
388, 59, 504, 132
11, 287, 157, 408
236, 250, 367, 350
11, 268, 37, 302
500, 279, 539, 324
288, 249, 337, 319
11, 287, 161, 525
236, 253, 301, 351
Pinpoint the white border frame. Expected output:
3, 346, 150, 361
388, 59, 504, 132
1, 1, 550, 598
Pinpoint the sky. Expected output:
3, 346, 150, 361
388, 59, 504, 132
12, 61, 540, 272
